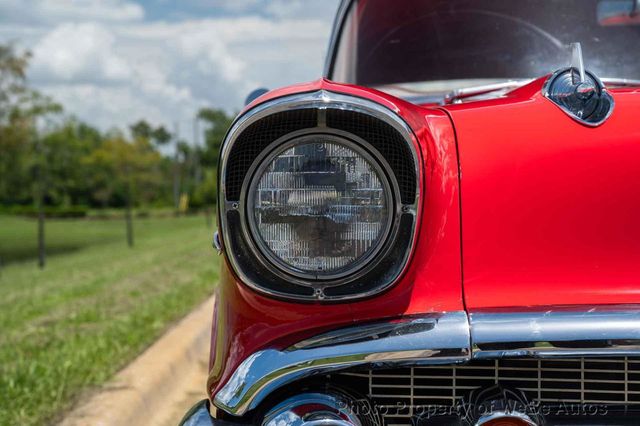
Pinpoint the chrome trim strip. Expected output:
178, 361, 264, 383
218, 90, 421, 301
475, 411, 536, 426
323, 0, 354, 79
570, 42, 587, 84
444, 79, 533, 104
212, 231, 222, 253
178, 400, 217, 426
602, 77, 640, 87
213, 312, 471, 416
213, 307, 640, 417
470, 309, 640, 359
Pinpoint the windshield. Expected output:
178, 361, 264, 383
330, 0, 640, 90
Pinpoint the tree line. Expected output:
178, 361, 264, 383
0, 43, 234, 216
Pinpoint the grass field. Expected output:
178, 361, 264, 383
0, 214, 219, 425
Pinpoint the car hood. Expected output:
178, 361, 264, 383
440, 78, 640, 309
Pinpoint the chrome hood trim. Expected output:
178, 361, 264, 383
213, 312, 471, 416
213, 306, 640, 417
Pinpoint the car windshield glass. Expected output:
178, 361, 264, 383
331, 0, 640, 91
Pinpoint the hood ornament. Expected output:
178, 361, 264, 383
542, 42, 614, 126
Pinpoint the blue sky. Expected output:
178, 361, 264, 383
0, 0, 340, 141
138, 0, 337, 21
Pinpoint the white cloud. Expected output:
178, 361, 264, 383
264, 0, 336, 19
41, 83, 168, 129
31, 23, 132, 83
173, 22, 246, 83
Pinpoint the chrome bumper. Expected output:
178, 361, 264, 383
179, 400, 249, 426
179, 400, 215, 426
213, 307, 640, 417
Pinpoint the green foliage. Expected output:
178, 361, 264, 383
0, 43, 30, 123
152, 125, 172, 146
129, 119, 153, 140
83, 135, 165, 206
130, 120, 173, 148
192, 167, 218, 207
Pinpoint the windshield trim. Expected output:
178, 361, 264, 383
374, 77, 640, 105
324, 0, 355, 79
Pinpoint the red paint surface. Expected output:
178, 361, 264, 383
441, 79, 640, 309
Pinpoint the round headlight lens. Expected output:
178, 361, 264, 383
248, 135, 392, 278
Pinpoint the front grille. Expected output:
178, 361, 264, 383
338, 358, 640, 425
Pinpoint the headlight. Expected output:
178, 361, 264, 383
219, 91, 420, 301
246, 135, 393, 279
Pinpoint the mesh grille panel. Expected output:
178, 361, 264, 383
339, 358, 640, 425
224, 108, 417, 204
225, 109, 317, 201
326, 109, 417, 204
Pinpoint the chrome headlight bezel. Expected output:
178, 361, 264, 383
241, 130, 399, 284
218, 90, 421, 302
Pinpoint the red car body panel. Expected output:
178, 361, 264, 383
208, 78, 464, 398
207, 76, 640, 402
442, 80, 640, 309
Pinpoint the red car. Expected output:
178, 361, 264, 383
181, 1, 640, 425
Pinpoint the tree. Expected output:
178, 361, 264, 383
0, 44, 62, 268
129, 120, 153, 141
0, 44, 31, 204
23, 94, 62, 269
0, 44, 30, 124
197, 108, 234, 168
0, 44, 62, 206
83, 135, 164, 246
41, 120, 101, 207
130, 120, 173, 150
152, 125, 172, 146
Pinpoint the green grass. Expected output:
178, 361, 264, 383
0, 215, 219, 425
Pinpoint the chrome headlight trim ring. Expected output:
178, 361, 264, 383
218, 90, 421, 302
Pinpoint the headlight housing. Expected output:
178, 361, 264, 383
246, 134, 393, 280
219, 91, 420, 301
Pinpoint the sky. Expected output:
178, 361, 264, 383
0, 0, 341, 142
